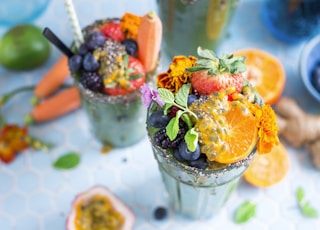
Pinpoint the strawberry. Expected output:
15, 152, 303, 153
104, 56, 146, 96
187, 47, 247, 95
100, 22, 125, 42
190, 71, 244, 95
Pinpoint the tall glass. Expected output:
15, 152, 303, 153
77, 83, 147, 148
261, 0, 320, 43
156, 0, 238, 58
69, 18, 158, 148
146, 102, 256, 219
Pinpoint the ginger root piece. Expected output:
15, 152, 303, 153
275, 97, 320, 169
308, 140, 320, 169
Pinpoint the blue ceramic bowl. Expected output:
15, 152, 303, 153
0, 0, 50, 27
300, 34, 320, 102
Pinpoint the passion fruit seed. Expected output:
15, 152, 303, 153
190, 91, 248, 162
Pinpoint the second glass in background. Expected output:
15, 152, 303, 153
156, 0, 238, 58
261, 0, 320, 44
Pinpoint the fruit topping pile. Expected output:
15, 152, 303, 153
69, 11, 162, 96
143, 47, 280, 170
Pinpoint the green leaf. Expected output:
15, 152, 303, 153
166, 110, 183, 141
181, 113, 193, 129
296, 187, 304, 203
301, 202, 318, 218
163, 103, 173, 115
129, 73, 142, 80
197, 46, 217, 60
184, 128, 198, 152
158, 88, 175, 104
234, 201, 256, 224
296, 187, 319, 218
186, 66, 208, 72
175, 83, 190, 107
53, 152, 80, 170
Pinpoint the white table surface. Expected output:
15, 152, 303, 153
0, 0, 320, 229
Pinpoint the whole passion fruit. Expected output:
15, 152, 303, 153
0, 24, 51, 71
66, 186, 135, 230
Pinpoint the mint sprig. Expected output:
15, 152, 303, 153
296, 187, 318, 218
53, 152, 80, 170
234, 200, 257, 223
186, 46, 247, 74
157, 84, 198, 151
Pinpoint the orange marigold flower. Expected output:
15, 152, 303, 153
157, 55, 197, 94
250, 104, 280, 154
120, 13, 141, 39
0, 124, 29, 163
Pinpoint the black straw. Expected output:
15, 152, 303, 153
43, 27, 74, 58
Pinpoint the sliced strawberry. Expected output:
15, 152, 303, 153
100, 22, 125, 42
190, 70, 244, 95
104, 56, 146, 96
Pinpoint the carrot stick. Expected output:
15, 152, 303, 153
30, 55, 70, 105
137, 11, 162, 72
25, 86, 81, 124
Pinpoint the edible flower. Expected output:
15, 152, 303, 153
249, 103, 280, 154
141, 83, 164, 107
157, 55, 197, 94
120, 12, 141, 39
0, 124, 29, 163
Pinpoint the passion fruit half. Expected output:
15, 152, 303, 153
66, 186, 135, 230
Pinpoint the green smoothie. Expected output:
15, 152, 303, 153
143, 47, 279, 219
157, 0, 238, 58
147, 102, 256, 219
68, 15, 160, 148
78, 83, 146, 147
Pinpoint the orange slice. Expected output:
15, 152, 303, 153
234, 49, 286, 105
213, 106, 258, 164
243, 142, 290, 188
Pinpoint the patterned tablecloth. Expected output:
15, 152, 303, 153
0, 0, 320, 229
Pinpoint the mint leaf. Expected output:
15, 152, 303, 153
296, 187, 318, 218
184, 128, 198, 152
163, 103, 173, 115
175, 83, 190, 107
296, 187, 304, 203
301, 202, 318, 217
166, 113, 180, 141
234, 201, 256, 224
53, 152, 80, 170
181, 113, 193, 129
158, 88, 175, 104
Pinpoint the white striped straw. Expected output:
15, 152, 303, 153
64, 0, 84, 48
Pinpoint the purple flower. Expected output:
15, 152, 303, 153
141, 84, 164, 107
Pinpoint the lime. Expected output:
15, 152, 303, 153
0, 24, 51, 71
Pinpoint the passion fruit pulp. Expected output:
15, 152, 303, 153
66, 186, 135, 230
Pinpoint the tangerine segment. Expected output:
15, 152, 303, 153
234, 49, 286, 105
243, 142, 290, 188
214, 106, 258, 164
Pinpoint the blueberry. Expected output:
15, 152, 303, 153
178, 141, 201, 161
153, 206, 168, 220
173, 147, 186, 162
121, 39, 138, 56
85, 31, 106, 50
78, 43, 89, 56
311, 63, 320, 92
187, 94, 198, 106
189, 154, 208, 169
83, 53, 100, 72
148, 110, 170, 128
68, 55, 82, 71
